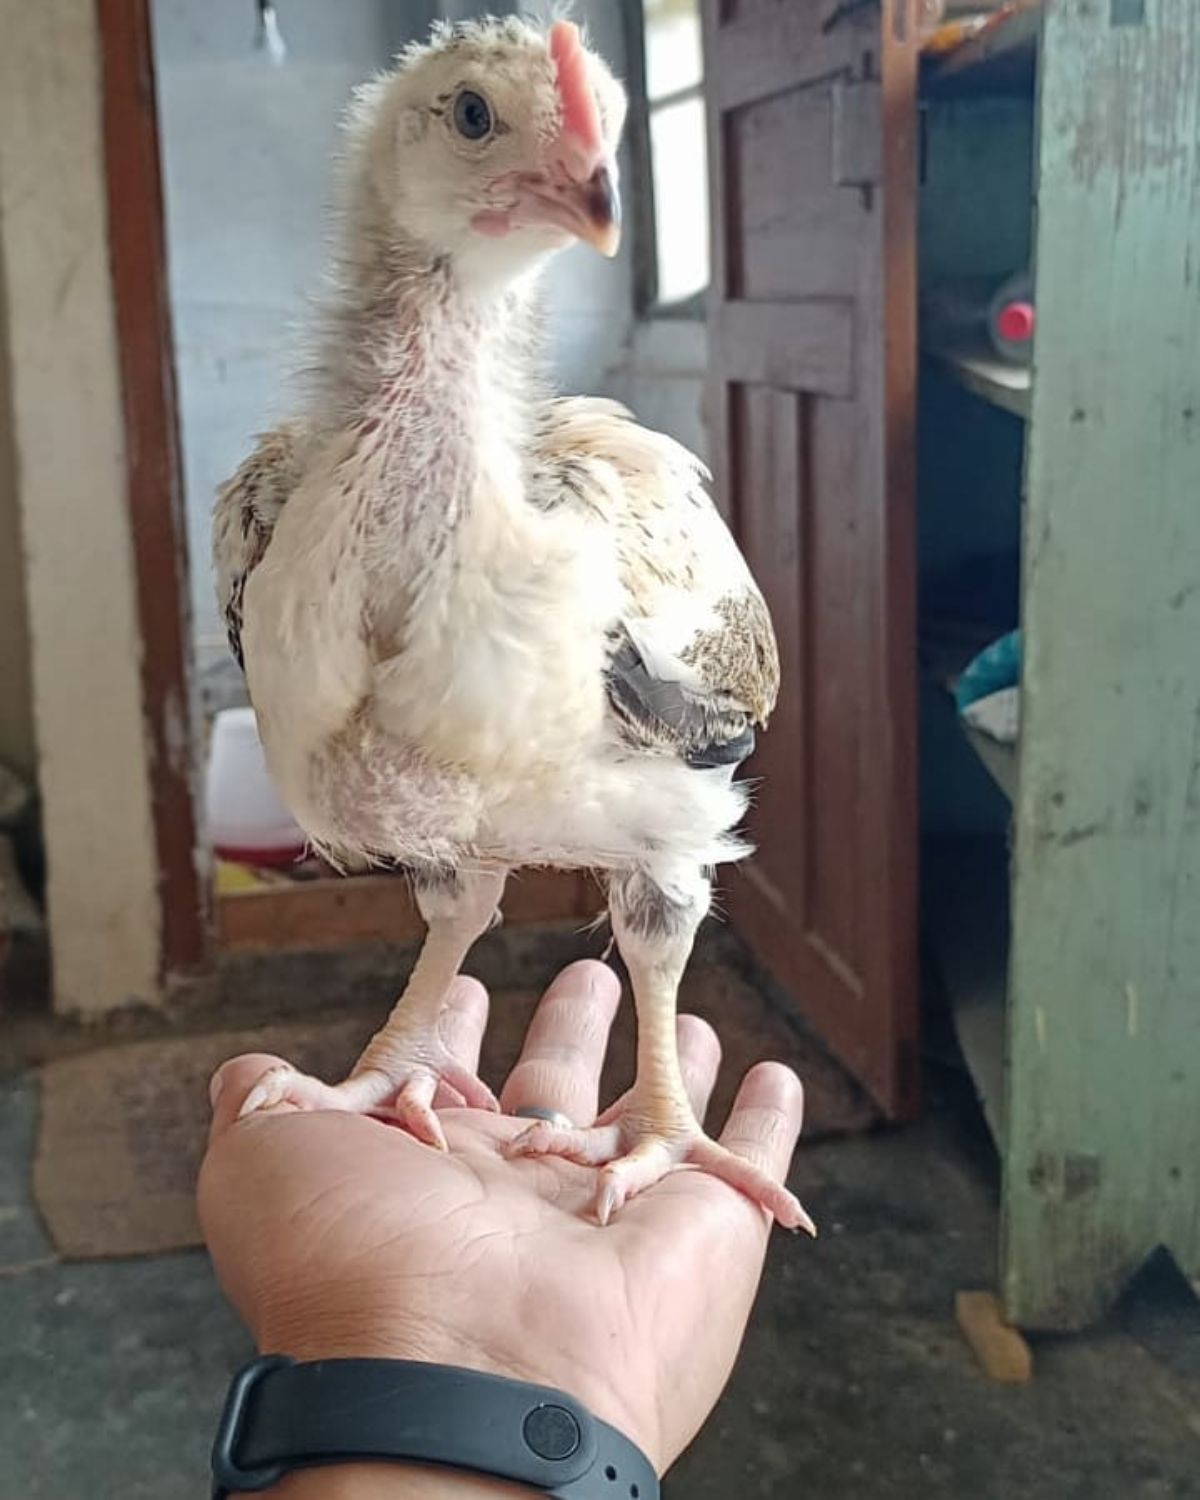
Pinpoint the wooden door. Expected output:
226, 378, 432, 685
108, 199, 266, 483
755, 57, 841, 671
704, 0, 920, 1116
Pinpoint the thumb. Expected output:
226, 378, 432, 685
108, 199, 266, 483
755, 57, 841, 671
206, 1053, 294, 1143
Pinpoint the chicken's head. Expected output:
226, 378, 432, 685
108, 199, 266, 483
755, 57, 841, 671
347, 16, 627, 289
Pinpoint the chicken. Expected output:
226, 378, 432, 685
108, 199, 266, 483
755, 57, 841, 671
213, 17, 812, 1234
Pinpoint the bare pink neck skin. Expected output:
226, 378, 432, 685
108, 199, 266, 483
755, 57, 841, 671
305, 244, 544, 591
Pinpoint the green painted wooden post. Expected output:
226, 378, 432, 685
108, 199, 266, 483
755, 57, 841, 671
1004, 0, 1200, 1329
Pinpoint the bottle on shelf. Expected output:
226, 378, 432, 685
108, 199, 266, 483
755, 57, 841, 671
987, 271, 1035, 365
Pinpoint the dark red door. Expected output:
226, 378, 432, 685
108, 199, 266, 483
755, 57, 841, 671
704, 0, 920, 1116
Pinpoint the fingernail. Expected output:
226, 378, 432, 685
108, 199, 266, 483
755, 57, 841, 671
209, 1068, 226, 1110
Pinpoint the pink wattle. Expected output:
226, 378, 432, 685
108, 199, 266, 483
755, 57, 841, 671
549, 20, 603, 159
471, 210, 513, 237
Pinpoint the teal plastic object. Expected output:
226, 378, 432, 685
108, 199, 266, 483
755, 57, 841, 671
955, 630, 1021, 713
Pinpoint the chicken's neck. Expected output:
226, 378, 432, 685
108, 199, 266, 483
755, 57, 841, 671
307, 248, 545, 550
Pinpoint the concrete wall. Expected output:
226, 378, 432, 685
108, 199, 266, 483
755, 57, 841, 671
0, 0, 162, 1013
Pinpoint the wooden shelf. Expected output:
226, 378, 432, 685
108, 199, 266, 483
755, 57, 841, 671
216, 869, 600, 954
925, 838, 1011, 1146
963, 723, 1017, 802
928, 341, 1031, 418
923, 4, 1042, 97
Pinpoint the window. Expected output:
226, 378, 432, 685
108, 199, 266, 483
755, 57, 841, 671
633, 0, 710, 314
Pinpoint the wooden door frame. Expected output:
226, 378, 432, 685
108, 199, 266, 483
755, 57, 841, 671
97, 0, 208, 984
873, 0, 921, 1120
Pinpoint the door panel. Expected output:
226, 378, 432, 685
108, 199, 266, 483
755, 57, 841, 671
705, 0, 920, 1116
728, 86, 864, 302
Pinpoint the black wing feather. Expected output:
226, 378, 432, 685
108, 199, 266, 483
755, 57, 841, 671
605, 635, 756, 769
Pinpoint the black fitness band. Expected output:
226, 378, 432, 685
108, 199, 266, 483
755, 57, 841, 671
211, 1354, 660, 1499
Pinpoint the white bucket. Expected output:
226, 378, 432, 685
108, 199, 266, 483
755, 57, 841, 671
205, 707, 307, 866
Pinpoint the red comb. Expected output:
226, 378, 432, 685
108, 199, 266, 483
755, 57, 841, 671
550, 20, 603, 158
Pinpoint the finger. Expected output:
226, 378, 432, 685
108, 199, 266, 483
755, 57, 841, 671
718, 1061, 806, 1188
431, 977, 490, 1108
677, 1014, 721, 1125
499, 960, 621, 1126
207, 1053, 294, 1144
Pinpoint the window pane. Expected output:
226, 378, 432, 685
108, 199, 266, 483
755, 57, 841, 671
649, 94, 710, 304
643, 0, 703, 101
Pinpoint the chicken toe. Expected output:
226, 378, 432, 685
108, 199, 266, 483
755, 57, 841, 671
236, 1030, 498, 1150
507, 1095, 814, 1232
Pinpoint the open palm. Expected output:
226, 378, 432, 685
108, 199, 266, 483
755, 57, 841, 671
199, 962, 808, 1475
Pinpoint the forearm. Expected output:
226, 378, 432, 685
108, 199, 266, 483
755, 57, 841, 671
265, 1463, 532, 1499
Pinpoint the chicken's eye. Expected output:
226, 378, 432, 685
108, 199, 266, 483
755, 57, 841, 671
453, 90, 493, 141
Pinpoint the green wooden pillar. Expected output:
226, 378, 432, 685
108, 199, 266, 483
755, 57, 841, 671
1004, 0, 1200, 1328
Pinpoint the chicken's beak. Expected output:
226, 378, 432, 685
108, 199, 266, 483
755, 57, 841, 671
574, 164, 621, 258
547, 21, 620, 256
523, 159, 622, 258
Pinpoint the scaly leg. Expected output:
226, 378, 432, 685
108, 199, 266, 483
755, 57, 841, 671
239, 867, 506, 1147
508, 864, 814, 1232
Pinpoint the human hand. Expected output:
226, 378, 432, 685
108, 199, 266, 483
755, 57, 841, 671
199, 961, 808, 1486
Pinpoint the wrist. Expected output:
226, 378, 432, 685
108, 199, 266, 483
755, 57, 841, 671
253, 1282, 441, 1368
265, 1463, 532, 1499
253, 1315, 657, 1471
219, 1352, 661, 1500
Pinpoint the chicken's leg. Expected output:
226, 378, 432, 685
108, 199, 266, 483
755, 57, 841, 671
238, 867, 506, 1147
508, 865, 815, 1232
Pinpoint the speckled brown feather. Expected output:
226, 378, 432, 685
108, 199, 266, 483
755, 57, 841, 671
531, 396, 780, 759
212, 425, 303, 669
680, 593, 779, 727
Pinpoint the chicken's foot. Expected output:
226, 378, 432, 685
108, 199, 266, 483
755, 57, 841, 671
238, 867, 506, 1148
508, 864, 814, 1232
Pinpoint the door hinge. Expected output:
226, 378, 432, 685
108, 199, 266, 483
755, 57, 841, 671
824, 0, 918, 44
831, 76, 881, 191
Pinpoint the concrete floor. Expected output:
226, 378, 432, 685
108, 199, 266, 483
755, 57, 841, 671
2, 1043, 1198, 1498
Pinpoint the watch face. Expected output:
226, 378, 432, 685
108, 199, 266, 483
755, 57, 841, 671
523, 1404, 584, 1462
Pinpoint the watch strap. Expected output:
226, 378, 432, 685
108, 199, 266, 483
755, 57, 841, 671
212, 1354, 659, 1499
